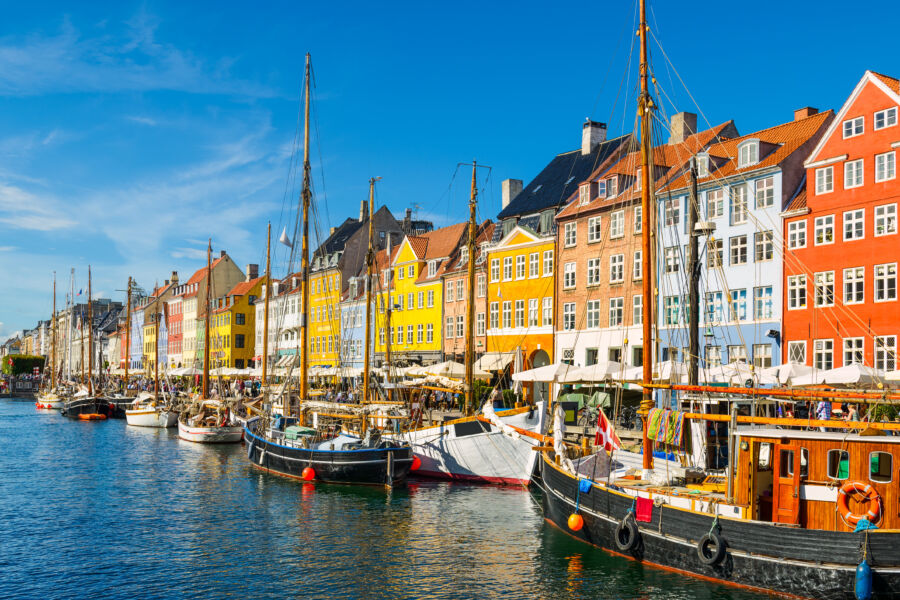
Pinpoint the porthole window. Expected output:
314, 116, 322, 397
827, 449, 850, 480
870, 451, 893, 483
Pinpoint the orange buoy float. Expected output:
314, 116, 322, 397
78, 413, 107, 421
411, 456, 422, 471
837, 481, 881, 525
568, 513, 584, 531
302, 467, 315, 481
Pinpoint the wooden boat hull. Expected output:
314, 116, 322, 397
105, 398, 132, 419
395, 404, 545, 485
125, 408, 178, 428
177, 420, 243, 443
539, 453, 900, 600
35, 397, 63, 409
61, 397, 111, 419
244, 425, 413, 486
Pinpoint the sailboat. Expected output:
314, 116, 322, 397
538, 2, 900, 598
389, 163, 549, 486
62, 266, 110, 420
177, 242, 243, 443
126, 285, 178, 428
36, 273, 64, 409
245, 60, 413, 485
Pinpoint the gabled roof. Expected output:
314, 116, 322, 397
399, 222, 468, 265
185, 256, 227, 286
497, 133, 632, 220
226, 277, 262, 298
441, 220, 494, 276
805, 70, 900, 166
313, 217, 363, 259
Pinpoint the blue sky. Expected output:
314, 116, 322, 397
2, 0, 899, 339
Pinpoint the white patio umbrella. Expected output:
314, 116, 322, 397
721, 361, 779, 386
761, 362, 814, 385
512, 362, 577, 383
559, 361, 625, 383
425, 360, 490, 380
885, 370, 900, 382
792, 363, 884, 387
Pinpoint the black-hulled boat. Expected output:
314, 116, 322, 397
245, 417, 413, 485
61, 391, 111, 420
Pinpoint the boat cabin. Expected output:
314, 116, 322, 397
733, 428, 899, 531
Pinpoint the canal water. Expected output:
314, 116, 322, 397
2, 400, 765, 599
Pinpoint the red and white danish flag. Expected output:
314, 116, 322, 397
594, 408, 621, 452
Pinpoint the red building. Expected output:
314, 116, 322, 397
783, 71, 899, 371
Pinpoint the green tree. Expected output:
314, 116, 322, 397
2, 354, 46, 376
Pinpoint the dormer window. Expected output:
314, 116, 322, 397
349, 280, 357, 297
427, 260, 438, 277
540, 210, 554, 234
696, 153, 709, 177
579, 183, 590, 205
460, 247, 469, 263
635, 168, 642, 191
607, 177, 618, 197
597, 179, 607, 198
738, 139, 759, 168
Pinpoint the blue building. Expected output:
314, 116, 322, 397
339, 273, 366, 370
656, 109, 833, 370
130, 307, 144, 371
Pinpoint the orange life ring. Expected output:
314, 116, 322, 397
837, 481, 881, 524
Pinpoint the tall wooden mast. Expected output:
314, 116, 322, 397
464, 162, 478, 415
202, 240, 212, 399
638, 0, 656, 471
125, 277, 132, 383
50, 273, 56, 390
363, 177, 378, 404
154, 296, 161, 399
299, 52, 312, 406
262, 223, 271, 384
385, 236, 393, 386
88, 266, 93, 394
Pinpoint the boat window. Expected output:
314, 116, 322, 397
870, 451, 893, 483
758, 442, 772, 471
779, 449, 794, 477
800, 448, 809, 479
827, 449, 850, 480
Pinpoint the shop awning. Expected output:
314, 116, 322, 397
474, 352, 514, 372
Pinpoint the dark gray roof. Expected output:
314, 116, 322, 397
497, 134, 631, 220
313, 217, 363, 259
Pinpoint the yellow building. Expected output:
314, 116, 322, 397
308, 266, 341, 369
209, 277, 263, 369
484, 225, 555, 373
375, 223, 466, 365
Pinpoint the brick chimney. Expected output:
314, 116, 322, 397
220, 250, 226, 258
501, 179, 523, 209
359, 199, 368, 222
170, 271, 179, 285
582, 120, 607, 155
246, 264, 259, 281
794, 107, 818, 121
669, 112, 697, 145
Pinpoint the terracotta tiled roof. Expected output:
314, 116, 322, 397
422, 222, 467, 259
406, 237, 428, 259
442, 221, 494, 276
185, 256, 226, 286
226, 277, 262, 298
785, 187, 807, 213
871, 71, 900, 94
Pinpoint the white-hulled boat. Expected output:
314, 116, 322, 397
177, 400, 243, 443
125, 392, 178, 428
36, 390, 65, 409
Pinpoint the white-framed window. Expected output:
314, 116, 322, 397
814, 215, 835, 245
664, 197, 680, 227
728, 345, 747, 364
730, 185, 748, 225
564, 222, 577, 247
707, 239, 723, 269
515, 255, 526, 279
503, 257, 513, 280
397, 267, 404, 281
514, 300, 524, 328
788, 275, 807, 310
587, 217, 602, 243
664, 247, 680, 273
729, 289, 747, 321
489, 302, 499, 329
843, 337, 864, 365
427, 290, 434, 307
632, 295, 643, 325
379, 327, 385, 345
730, 235, 747, 265
607, 177, 618, 197
635, 167, 642, 191
875, 204, 897, 236
586, 300, 601, 328
707, 188, 724, 218
754, 286, 773, 319
610, 210, 625, 238
755, 176, 774, 208
738, 139, 759, 168
456, 279, 464, 301
842, 116, 864, 138
528, 298, 539, 327
844, 209, 865, 240
490, 258, 500, 282
814, 271, 835, 307
418, 323, 425, 343
408, 265, 415, 278
427, 260, 438, 277
816, 166, 834, 194
844, 159, 864, 189
477, 274, 486, 297
586, 258, 601, 286
633, 251, 642, 280
563, 262, 576, 289
876, 336, 897, 371
696, 153, 709, 177
875, 107, 898, 130
814, 339, 834, 370
633, 205, 642, 233
609, 297, 624, 327
426, 323, 433, 343
706, 345, 722, 367
446, 281, 455, 302
597, 179, 607, 198
706, 291, 724, 323
563, 303, 576, 331
502, 301, 512, 328
753, 344, 773, 368
754, 231, 773, 261
788, 341, 806, 364
664, 296, 681, 326
609, 254, 624, 283
529, 253, 539, 277
406, 325, 413, 344
542, 297, 552, 326
579, 183, 590, 205
543, 250, 553, 276
475, 313, 485, 336
843, 267, 865, 304
875, 263, 897, 302
408, 292, 414, 310
876, 151, 896, 183
788, 220, 807, 249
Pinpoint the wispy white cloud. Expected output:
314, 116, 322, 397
171, 247, 209, 260
0, 13, 276, 98
125, 115, 157, 126
0, 183, 75, 231
0, 246, 16, 251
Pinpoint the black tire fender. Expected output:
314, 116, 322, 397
697, 530, 727, 566
614, 516, 640, 552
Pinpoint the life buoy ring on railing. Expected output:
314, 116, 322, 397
837, 481, 881, 525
